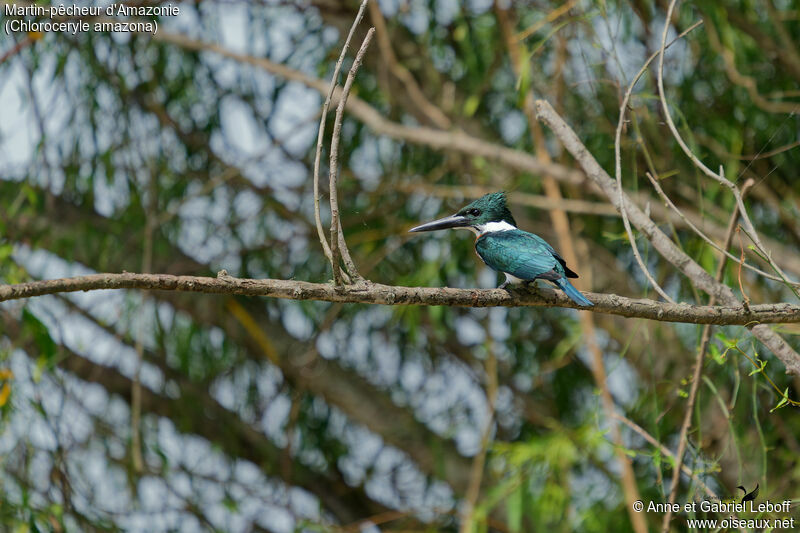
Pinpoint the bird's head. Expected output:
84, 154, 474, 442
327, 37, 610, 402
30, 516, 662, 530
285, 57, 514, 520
409, 192, 517, 234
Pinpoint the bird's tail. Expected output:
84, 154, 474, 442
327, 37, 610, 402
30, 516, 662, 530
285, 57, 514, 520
555, 277, 594, 307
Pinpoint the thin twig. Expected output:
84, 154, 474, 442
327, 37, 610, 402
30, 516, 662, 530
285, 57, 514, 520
312, 0, 370, 281
644, 173, 789, 285
612, 412, 718, 499
614, 19, 704, 303
329, 27, 375, 284
661, 181, 752, 532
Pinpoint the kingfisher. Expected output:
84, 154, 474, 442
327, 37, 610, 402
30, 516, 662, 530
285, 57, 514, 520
409, 191, 593, 307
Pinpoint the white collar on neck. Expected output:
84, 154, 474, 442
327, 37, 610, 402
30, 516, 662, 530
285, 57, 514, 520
476, 220, 516, 235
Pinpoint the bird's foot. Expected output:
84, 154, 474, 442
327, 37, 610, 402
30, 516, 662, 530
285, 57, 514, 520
498, 280, 511, 290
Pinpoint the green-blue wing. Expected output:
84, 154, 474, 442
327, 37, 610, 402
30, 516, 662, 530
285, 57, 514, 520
475, 230, 561, 280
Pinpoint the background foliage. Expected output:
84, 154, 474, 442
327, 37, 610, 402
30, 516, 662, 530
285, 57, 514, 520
1, 0, 799, 531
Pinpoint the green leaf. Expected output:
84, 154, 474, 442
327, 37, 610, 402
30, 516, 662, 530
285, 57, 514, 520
770, 388, 790, 412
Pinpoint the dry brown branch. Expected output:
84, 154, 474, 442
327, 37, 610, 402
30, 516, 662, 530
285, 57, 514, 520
328, 27, 374, 284
4, 272, 800, 323
535, 99, 800, 375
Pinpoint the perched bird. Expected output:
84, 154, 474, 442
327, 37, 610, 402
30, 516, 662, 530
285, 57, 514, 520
409, 191, 593, 307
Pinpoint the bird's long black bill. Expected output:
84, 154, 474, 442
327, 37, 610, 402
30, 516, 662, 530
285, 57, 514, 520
408, 214, 469, 233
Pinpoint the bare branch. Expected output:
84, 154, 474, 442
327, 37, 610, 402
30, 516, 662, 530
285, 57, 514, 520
644, 172, 789, 285
313, 0, 370, 281
614, 19, 704, 303
329, 27, 374, 284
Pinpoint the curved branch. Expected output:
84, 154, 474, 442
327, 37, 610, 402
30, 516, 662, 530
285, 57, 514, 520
312, 0, 370, 279
329, 27, 374, 283
2, 272, 800, 326
614, 19, 704, 303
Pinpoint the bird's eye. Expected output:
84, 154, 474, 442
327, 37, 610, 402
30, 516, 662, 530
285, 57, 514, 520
469, 208, 481, 216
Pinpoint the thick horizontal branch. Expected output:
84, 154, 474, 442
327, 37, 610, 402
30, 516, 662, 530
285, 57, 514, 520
2, 272, 799, 325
